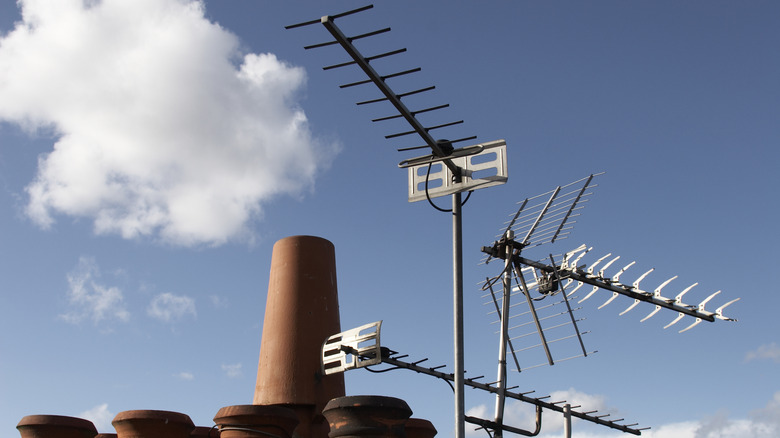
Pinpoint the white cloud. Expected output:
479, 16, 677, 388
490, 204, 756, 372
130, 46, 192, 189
79, 403, 115, 432
210, 294, 228, 309
60, 256, 130, 325
0, 0, 338, 246
466, 388, 610, 437
147, 292, 196, 323
747, 391, 780, 437
745, 342, 780, 363
465, 390, 780, 438
175, 371, 195, 381
222, 362, 242, 378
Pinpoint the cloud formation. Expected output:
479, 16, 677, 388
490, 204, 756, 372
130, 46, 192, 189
745, 342, 780, 363
79, 403, 115, 432
175, 371, 195, 381
465, 387, 610, 437
465, 389, 780, 438
221, 363, 242, 378
210, 294, 229, 309
60, 256, 130, 325
147, 292, 196, 323
0, 0, 336, 246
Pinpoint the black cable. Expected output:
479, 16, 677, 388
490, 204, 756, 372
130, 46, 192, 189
425, 162, 451, 212
424, 162, 474, 212
462, 189, 474, 206
364, 365, 402, 373
364, 364, 455, 392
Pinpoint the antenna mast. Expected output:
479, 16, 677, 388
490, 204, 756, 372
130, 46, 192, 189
287, 6, 507, 438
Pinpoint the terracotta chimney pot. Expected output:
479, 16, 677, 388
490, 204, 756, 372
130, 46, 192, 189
254, 235, 345, 408
254, 236, 345, 438
17, 415, 97, 438
213, 405, 299, 438
190, 427, 218, 438
322, 396, 413, 438
404, 419, 437, 438
112, 410, 194, 438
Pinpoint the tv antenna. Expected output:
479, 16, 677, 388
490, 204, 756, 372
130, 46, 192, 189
481, 173, 739, 335
287, 5, 739, 437
287, 6, 506, 438
475, 172, 739, 436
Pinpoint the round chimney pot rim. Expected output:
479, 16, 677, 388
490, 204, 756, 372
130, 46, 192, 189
213, 404, 299, 422
112, 410, 194, 426
323, 395, 411, 412
17, 415, 97, 432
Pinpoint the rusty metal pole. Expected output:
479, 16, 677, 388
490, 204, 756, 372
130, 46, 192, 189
253, 235, 345, 438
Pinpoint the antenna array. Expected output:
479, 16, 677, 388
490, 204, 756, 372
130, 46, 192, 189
475, 173, 739, 436
481, 173, 739, 334
287, 5, 740, 437
287, 7, 507, 438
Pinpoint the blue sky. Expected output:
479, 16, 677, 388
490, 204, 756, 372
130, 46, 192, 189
1, 1, 778, 437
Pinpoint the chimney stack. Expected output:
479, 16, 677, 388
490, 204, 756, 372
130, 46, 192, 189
253, 235, 345, 437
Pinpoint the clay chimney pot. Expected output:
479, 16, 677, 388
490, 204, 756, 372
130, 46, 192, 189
404, 419, 437, 438
254, 236, 345, 411
112, 410, 194, 438
190, 427, 219, 438
213, 405, 298, 438
17, 415, 97, 438
322, 396, 413, 438
254, 236, 345, 438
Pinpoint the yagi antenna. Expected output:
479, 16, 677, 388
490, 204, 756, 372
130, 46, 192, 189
481, 173, 739, 331
287, 6, 507, 438
287, 4, 508, 202
321, 321, 647, 435
477, 173, 739, 435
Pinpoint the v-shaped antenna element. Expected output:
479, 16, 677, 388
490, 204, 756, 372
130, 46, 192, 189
558, 246, 740, 331
477, 173, 739, 436
482, 174, 739, 333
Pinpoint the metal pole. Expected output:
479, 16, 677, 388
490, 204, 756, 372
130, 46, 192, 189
564, 403, 572, 438
513, 263, 555, 366
453, 191, 465, 438
494, 232, 514, 437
